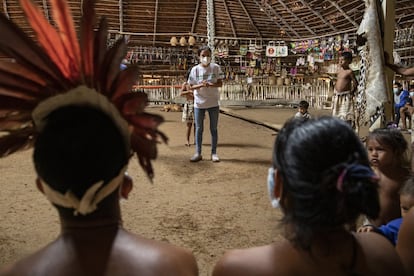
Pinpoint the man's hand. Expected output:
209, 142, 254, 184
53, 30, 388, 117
357, 224, 376, 233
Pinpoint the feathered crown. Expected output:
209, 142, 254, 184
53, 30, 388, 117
0, 0, 167, 180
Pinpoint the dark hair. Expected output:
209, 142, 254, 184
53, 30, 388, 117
341, 51, 353, 61
299, 100, 309, 109
394, 82, 402, 88
273, 117, 379, 249
185, 68, 192, 80
366, 128, 408, 166
198, 45, 211, 56
400, 177, 414, 197
33, 106, 129, 199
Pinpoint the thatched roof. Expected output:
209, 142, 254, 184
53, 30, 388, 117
2, 0, 414, 64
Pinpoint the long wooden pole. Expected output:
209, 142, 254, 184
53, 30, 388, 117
382, 0, 396, 122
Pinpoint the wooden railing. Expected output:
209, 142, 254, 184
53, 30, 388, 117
136, 82, 333, 109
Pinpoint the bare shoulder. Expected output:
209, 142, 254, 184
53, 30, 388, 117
0, 240, 64, 276
213, 242, 292, 276
113, 231, 198, 276
355, 232, 404, 275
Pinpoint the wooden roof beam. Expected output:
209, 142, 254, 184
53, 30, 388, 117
119, 0, 124, 33
223, 0, 237, 38
3, 0, 9, 19
238, 0, 262, 38
253, 0, 299, 38
152, 0, 159, 45
191, 0, 200, 34
298, 0, 337, 32
328, 0, 359, 28
276, 0, 315, 35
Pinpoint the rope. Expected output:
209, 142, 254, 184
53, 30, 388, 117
206, 0, 215, 62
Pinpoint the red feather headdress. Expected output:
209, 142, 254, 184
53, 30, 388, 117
0, 0, 167, 180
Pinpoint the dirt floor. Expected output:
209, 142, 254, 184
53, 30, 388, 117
0, 106, 331, 275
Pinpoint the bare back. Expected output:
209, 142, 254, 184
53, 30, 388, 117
213, 233, 404, 276
0, 228, 198, 276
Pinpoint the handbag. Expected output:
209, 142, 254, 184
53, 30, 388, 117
275, 46, 288, 57
266, 41, 277, 57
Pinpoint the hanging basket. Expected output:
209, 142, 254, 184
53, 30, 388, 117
188, 36, 196, 46
170, 36, 178, 46
179, 36, 187, 46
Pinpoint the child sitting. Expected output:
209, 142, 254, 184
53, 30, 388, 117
365, 128, 410, 226
358, 177, 414, 245
294, 100, 311, 120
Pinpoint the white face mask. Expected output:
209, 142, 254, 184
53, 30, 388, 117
267, 167, 280, 208
201, 56, 211, 66
410, 92, 414, 97
393, 88, 400, 94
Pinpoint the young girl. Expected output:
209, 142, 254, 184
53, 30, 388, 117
180, 71, 194, 146
365, 128, 410, 226
213, 117, 404, 275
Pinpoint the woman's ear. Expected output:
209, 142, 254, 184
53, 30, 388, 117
120, 174, 133, 199
274, 169, 283, 199
36, 178, 44, 194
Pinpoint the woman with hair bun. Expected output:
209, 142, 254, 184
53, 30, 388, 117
213, 117, 404, 276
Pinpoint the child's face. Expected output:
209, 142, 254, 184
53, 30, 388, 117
339, 57, 350, 67
400, 194, 414, 218
298, 106, 307, 114
366, 139, 394, 169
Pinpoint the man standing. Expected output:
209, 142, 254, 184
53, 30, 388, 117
332, 52, 359, 127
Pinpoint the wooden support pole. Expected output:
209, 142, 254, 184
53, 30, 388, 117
382, 0, 396, 122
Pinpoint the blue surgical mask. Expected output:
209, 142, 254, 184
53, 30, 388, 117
267, 167, 280, 208
410, 92, 414, 97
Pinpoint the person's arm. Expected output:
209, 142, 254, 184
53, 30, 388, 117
190, 81, 210, 90
397, 92, 410, 109
206, 64, 224, 88
387, 63, 414, 76
397, 208, 414, 275
351, 71, 358, 95
208, 78, 222, 88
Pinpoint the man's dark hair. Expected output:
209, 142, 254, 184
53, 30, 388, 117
198, 45, 211, 55
299, 100, 309, 109
33, 105, 129, 199
341, 51, 353, 61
